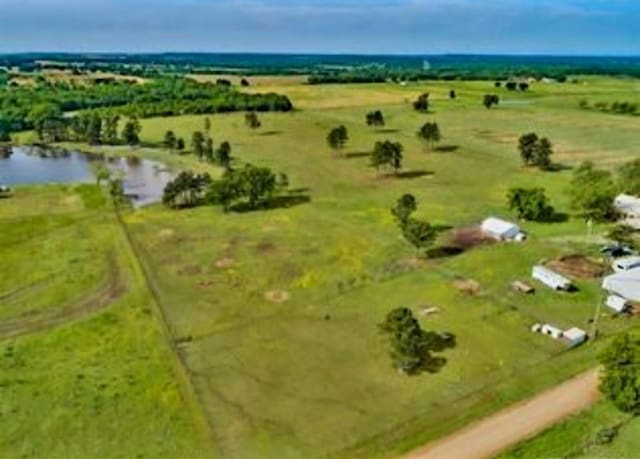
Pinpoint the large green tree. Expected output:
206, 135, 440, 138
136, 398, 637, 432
366, 110, 385, 129
413, 93, 430, 112
599, 334, 640, 414
371, 140, 403, 174
417, 122, 441, 151
327, 125, 349, 154
391, 193, 417, 224
518, 133, 553, 170
618, 159, 640, 196
379, 307, 453, 375
507, 187, 555, 221
569, 161, 617, 222
402, 218, 436, 253
122, 117, 141, 146
191, 131, 206, 159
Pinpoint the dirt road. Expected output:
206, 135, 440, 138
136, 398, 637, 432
401, 368, 600, 459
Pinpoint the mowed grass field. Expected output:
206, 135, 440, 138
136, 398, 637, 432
0, 185, 212, 458
114, 78, 640, 457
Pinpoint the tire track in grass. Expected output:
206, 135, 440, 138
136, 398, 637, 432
0, 253, 124, 340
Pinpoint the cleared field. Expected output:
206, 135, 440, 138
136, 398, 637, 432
0, 186, 212, 458
117, 78, 640, 457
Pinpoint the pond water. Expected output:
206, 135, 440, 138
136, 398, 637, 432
0, 146, 172, 207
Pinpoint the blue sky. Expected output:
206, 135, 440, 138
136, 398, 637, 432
0, 0, 638, 54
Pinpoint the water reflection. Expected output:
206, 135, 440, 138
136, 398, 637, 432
0, 146, 172, 207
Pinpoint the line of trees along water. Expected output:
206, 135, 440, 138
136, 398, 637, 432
0, 77, 292, 140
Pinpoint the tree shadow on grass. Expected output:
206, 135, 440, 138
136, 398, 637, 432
426, 245, 465, 259
539, 212, 570, 224
393, 170, 434, 180
407, 332, 457, 376
344, 151, 372, 159
374, 128, 401, 134
545, 163, 573, 173
230, 194, 311, 213
434, 144, 460, 153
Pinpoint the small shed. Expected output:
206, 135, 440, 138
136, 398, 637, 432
606, 295, 630, 313
512, 280, 535, 294
612, 256, 640, 273
563, 327, 587, 348
481, 217, 525, 241
532, 265, 573, 291
541, 324, 563, 339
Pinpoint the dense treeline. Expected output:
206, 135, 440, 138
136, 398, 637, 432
579, 99, 638, 116
0, 77, 292, 138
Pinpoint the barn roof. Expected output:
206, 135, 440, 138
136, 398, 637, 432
602, 269, 640, 302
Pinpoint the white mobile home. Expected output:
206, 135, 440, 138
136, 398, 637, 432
563, 327, 587, 348
532, 265, 573, 291
481, 217, 525, 241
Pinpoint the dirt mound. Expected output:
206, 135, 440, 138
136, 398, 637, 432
215, 258, 235, 269
451, 228, 493, 250
453, 278, 481, 295
545, 255, 606, 279
264, 290, 290, 303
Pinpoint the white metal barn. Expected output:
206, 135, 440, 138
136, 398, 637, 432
532, 265, 573, 291
563, 327, 587, 347
612, 256, 640, 272
481, 217, 525, 241
602, 269, 640, 302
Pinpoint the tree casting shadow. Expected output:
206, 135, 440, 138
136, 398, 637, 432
434, 144, 460, 153
392, 170, 434, 179
230, 194, 311, 213
344, 151, 372, 159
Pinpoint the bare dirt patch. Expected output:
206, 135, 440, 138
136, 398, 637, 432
545, 254, 607, 279
451, 227, 494, 250
215, 258, 235, 269
264, 290, 291, 304
453, 278, 481, 295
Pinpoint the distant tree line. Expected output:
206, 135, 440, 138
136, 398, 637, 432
0, 77, 292, 139
579, 99, 638, 116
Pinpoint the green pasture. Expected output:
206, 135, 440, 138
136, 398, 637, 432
0, 186, 211, 458
3, 76, 640, 458
119, 77, 639, 457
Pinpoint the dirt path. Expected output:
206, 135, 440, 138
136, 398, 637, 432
0, 255, 125, 340
401, 368, 600, 459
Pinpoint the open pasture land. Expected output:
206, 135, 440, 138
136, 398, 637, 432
0, 186, 211, 458
120, 77, 640, 457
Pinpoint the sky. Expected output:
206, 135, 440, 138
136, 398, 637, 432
0, 0, 638, 55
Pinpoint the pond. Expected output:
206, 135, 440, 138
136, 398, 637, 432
0, 146, 172, 207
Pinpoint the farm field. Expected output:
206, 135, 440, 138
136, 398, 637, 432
3, 76, 640, 458
117, 77, 639, 457
0, 185, 212, 458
